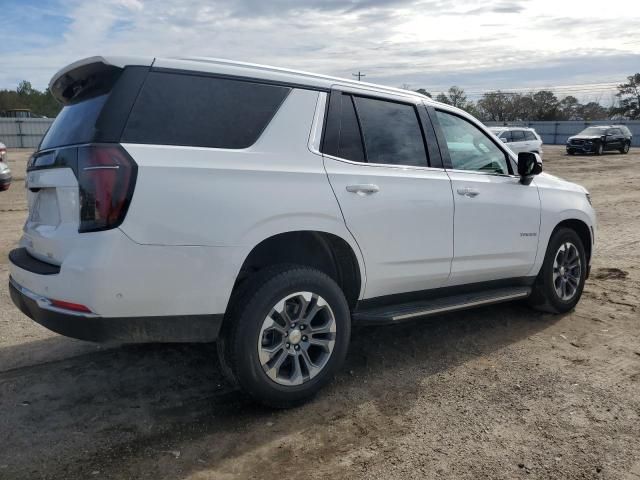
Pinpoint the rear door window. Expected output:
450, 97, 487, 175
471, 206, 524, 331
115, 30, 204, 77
336, 94, 365, 162
353, 96, 428, 167
122, 72, 291, 149
511, 130, 526, 142
524, 130, 537, 141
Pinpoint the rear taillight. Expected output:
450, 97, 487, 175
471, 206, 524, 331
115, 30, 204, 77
78, 145, 137, 233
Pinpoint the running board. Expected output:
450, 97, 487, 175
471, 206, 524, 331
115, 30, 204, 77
353, 287, 531, 325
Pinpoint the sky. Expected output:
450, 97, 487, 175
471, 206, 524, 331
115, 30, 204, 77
1, 0, 639, 103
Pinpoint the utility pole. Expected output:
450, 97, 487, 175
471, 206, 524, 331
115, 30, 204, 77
352, 71, 366, 82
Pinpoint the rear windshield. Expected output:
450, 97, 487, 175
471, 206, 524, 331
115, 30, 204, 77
39, 94, 109, 150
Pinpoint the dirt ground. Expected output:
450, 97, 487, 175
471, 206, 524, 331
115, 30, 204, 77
0, 146, 639, 480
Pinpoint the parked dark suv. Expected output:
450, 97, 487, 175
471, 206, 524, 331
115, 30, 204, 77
566, 125, 632, 155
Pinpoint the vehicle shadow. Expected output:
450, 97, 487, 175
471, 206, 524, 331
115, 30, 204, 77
0, 303, 562, 479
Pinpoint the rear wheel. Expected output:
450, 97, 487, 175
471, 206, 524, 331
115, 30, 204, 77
217, 265, 351, 408
620, 142, 630, 154
528, 228, 587, 314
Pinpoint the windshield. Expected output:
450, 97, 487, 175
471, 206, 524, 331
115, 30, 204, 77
579, 127, 607, 136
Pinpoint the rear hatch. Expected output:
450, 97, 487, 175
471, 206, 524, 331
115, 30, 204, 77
22, 58, 151, 266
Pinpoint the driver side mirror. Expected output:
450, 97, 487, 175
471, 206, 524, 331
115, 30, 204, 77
500, 137, 508, 144
518, 152, 542, 185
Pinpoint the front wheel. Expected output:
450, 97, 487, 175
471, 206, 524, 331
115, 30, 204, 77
218, 265, 351, 408
595, 143, 604, 156
528, 228, 587, 314
620, 142, 630, 154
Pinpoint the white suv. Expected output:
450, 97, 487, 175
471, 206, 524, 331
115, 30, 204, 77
9, 57, 596, 407
489, 127, 544, 156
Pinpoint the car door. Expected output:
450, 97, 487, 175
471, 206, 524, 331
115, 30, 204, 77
609, 128, 624, 150
322, 91, 454, 299
431, 108, 541, 285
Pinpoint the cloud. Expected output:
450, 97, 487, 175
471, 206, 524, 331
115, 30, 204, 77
0, 0, 638, 105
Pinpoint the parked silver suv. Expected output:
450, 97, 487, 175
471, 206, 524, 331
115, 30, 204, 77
489, 127, 543, 156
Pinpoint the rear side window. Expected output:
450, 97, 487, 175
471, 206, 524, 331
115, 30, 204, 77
524, 130, 537, 141
353, 96, 427, 167
511, 130, 525, 141
122, 72, 290, 149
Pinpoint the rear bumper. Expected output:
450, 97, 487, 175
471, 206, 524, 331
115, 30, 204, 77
9, 276, 222, 343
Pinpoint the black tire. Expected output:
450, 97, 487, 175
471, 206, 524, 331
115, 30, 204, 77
567, 150, 574, 156
217, 265, 351, 408
595, 143, 604, 156
528, 228, 587, 314
620, 142, 630, 154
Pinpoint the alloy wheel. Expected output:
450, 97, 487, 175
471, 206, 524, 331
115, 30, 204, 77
552, 242, 582, 301
257, 291, 336, 386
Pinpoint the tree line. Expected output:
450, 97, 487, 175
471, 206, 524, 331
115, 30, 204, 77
415, 73, 640, 122
0, 81, 61, 118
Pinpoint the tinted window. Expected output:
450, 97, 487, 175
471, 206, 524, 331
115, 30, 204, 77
337, 94, 365, 162
500, 131, 512, 142
40, 94, 109, 150
511, 130, 525, 141
524, 130, 537, 141
123, 72, 290, 149
436, 110, 509, 175
353, 96, 427, 167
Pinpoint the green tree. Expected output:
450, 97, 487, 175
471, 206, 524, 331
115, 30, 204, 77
614, 73, 640, 119
0, 81, 62, 117
578, 102, 608, 120
415, 88, 432, 98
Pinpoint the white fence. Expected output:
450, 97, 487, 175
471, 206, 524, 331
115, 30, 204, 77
0, 118, 54, 148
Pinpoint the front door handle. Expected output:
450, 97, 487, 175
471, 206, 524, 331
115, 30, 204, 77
346, 184, 380, 195
457, 187, 480, 198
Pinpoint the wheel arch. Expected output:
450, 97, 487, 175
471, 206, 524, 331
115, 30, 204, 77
551, 218, 592, 263
232, 230, 364, 309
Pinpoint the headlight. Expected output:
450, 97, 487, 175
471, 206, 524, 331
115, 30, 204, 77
586, 193, 592, 205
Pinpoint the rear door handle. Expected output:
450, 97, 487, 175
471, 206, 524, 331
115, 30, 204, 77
457, 187, 480, 198
346, 184, 380, 195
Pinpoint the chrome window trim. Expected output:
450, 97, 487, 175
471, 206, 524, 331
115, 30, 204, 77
322, 152, 447, 173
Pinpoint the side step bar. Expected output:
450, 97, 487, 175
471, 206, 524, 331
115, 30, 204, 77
353, 287, 531, 325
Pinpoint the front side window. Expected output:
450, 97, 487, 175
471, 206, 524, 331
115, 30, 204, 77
353, 96, 428, 167
435, 110, 510, 175
499, 131, 512, 142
